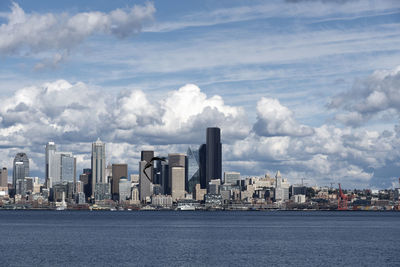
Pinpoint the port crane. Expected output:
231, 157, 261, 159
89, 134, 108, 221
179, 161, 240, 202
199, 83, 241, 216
337, 183, 348, 210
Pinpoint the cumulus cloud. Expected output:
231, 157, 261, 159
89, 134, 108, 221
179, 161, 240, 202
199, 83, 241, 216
0, 2, 155, 66
329, 65, 400, 126
1, 79, 399, 188
0, 81, 248, 147
253, 97, 314, 137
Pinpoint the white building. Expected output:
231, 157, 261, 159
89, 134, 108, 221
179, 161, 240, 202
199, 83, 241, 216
45, 142, 76, 188
274, 171, 289, 202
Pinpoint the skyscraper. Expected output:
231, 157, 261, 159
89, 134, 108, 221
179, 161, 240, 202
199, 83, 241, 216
171, 167, 185, 201
168, 153, 186, 195
91, 138, 106, 199
199, 144, 206, 189
45, 142, 76, 188
274, 171, 289, 202
13, 153, 29, 196
186, 147, 200, 193
206, 127, 222, 185
111, 163, 128, 201
45, 142, 56, 188
0, 167, 7, 187
139, 160, 152, 202
141, 150, 154, 182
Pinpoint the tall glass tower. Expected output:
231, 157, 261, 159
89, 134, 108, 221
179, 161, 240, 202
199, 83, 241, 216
186, 147, 200, 193
91, 138, 106, 198
206, 127, 222, 185
13, 153, 29, 196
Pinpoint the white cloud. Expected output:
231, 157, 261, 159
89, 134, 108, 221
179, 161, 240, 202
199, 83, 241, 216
253, 97, 314, 137
330, 65, 400, 126
0, 78, 399, 188
0, 2, 155, 59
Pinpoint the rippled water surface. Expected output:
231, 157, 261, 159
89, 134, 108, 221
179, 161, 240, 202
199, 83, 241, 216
0, 210, 398, 266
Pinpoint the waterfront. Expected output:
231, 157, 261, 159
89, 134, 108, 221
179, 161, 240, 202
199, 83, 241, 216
0, 211, 399, 266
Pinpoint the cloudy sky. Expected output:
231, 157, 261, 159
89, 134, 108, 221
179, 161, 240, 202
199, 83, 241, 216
0, 0, 399, 188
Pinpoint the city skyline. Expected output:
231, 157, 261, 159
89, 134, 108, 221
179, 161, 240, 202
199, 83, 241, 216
0, 1, 399, 189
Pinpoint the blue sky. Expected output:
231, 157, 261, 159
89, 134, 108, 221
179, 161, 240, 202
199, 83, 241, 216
0, 0, 399, 188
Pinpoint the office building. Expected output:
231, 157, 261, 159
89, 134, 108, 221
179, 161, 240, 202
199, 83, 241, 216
291, 185, 307, 196
79, 169, 91, 199
208, 179, 221, 194
161, 161, 169, 194
94, 183, 111, 202
199, 144, 206, 188
171, 166, 185, 202
119, 178, 131, 202
45, 142, 56, 188
141, 150, 154, 182
194, 183, 207, 201
13, 153, 29, 196
91, 138, 106, 198
186, 147, 200, 193
25, 177, 34, 193
111, 163, 128, 201
106, 164, 112, 184
206, 127, 222, 184
45, 142, 76, 188
224, 172, 240, 185
139, 160, 152, 202
0, 167, 7, 187
168, 153, 186, 195
274, 171, 289, 202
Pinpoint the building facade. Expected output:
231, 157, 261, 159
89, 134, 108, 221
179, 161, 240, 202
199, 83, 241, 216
0, 167, 8, 187
186, 147, 200, 193
13, 153, 29, 196
206, 127, 222, 185
91, 138, 106, 198
112, 163, 128, 201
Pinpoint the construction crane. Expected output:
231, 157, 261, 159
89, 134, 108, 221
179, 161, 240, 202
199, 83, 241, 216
337, 183, 348, 210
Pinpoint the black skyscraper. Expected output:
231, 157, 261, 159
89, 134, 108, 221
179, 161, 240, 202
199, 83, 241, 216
206, 127, 222, 185
199, 144, 206, 189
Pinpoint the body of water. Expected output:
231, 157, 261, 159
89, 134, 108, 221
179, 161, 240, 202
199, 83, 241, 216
0, 211, 398, 266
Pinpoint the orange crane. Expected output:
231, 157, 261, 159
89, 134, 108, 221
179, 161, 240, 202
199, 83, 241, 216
337, 183, 348, 210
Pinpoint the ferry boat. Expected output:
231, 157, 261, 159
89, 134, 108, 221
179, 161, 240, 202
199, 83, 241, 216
176, 200, 199, 211
177, 204, 196, 211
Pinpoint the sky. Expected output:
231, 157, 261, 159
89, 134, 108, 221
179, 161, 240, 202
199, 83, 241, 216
0, 0, 400, 189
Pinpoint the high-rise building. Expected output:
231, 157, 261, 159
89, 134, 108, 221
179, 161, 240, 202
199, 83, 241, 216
186, 147, 200, 193
79, 169, 91, 199
139, 160, 152, 202
199, 144, 206, 189
45, 142, 56, 188
206, 127, 222, 185
13, 153, 29, 196
0, 167, 7, 187
45, 142, 76, 188
208, 179, 221, 194
168, 153, 186, 195
141, 150, 154, 182
171, 167, 185, 202
224, 172, 240, 185
94, 183, 111, 202
119, 178, 131, 202
91, 138, 106, 198
274, 171, 289, 202
112, 163, 128, 201
161, 161, 169, 194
